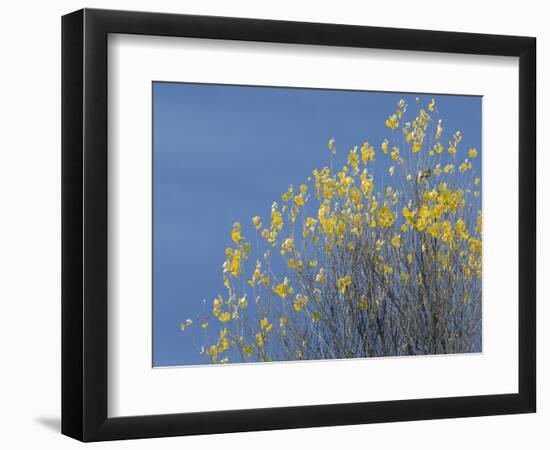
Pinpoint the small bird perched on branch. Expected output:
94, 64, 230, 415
417, 168, 431, 183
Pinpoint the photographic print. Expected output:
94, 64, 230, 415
153, 82, 482, 367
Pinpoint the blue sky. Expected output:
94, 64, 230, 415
152, 82, 482, 367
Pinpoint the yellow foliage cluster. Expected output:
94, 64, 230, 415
182, 97, 482, 363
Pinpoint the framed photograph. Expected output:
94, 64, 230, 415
62, 8, 536, 442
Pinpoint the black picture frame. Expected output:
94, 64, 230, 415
62, 8, 536, 442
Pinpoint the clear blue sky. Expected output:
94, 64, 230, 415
153, 82, 482, 367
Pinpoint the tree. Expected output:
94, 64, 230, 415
182, 97, 482, 364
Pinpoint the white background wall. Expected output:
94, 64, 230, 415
0, 0, 546, 448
